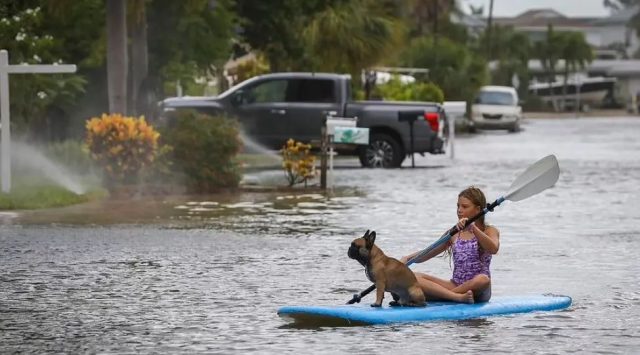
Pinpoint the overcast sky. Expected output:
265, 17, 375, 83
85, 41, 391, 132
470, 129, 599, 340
460, 0, 611, 17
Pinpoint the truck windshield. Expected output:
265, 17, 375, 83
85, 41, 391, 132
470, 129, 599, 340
475, 91, 516, 106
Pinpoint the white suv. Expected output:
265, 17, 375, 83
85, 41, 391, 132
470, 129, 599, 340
469, 86, 522, 133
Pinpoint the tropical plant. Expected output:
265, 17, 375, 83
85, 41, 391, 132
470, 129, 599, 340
85, 114, 160, 189
0, 5, 87, 136
375, 77, 445, 102
303, 0, 404, 76
558, 31, 594, 105
399, 36, 488, 102
409, 0, 460, 37
480, 26, 531, 97
235, 0, 327, 71
533, 25, 565, 109
160, 110, 242, 192
281, 139, 316, 187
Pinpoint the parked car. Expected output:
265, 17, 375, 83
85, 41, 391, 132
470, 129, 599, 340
469, 86, 522, 133
159, 72, 446, 168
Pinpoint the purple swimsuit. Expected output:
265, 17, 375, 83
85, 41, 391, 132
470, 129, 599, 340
451, 232, 492, 286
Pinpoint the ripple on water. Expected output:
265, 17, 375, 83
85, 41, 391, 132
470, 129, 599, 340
2, 118, 640, 352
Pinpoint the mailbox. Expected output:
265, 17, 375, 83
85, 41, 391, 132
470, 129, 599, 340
326, 117, 357, 135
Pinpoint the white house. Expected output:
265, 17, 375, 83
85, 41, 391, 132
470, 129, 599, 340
490, 8, 639, 59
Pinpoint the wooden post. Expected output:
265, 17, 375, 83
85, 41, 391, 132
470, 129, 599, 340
320, 123, 328, 189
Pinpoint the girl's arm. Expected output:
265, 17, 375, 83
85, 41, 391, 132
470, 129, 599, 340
473, 224, 500, 254
400, 241, 450, 264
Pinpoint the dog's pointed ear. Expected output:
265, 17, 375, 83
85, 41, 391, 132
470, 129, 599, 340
363, 229, 370, 238
364, 230, 376, 248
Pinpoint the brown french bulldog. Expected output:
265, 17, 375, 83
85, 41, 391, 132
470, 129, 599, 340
348, 230, 426, 307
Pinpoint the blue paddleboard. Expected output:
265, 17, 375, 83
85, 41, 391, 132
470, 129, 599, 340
278, 295, 571, 326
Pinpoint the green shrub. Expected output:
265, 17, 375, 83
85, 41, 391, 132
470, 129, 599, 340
375, 76, 445, 103
160, 110, 242, 192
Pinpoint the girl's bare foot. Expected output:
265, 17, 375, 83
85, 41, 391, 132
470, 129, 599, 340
459, 290, 474, 304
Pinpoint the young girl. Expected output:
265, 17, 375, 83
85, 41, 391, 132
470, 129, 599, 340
400, 186, 500, 303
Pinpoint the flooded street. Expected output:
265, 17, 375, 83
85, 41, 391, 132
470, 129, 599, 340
1, 117, 639, 353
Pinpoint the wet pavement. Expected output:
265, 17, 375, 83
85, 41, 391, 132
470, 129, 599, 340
1, 117, 639, 353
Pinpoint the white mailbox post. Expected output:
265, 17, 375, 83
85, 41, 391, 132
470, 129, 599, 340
324, 116, 369, 189
0, 49, 77, 192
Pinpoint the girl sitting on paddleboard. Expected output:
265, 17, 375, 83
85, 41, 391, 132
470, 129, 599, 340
401, 186, 500, 304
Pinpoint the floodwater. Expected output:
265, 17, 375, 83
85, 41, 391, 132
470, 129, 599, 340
1, 117, 639, 354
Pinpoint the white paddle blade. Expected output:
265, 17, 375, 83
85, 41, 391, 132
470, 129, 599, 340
505, 155, 560, 202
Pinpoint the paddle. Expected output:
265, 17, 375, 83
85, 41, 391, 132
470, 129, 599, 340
346, 154, 560, 305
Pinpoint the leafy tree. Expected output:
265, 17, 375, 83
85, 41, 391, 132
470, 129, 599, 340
533, 25, 565, 109
479, 26, 531, 97
304, 0, 403, 75
408, 0, 459, 37
147, 0, 236, 96
558, 31, 593, 106
235, 0, 327, 71
0, 3, 88, 139
375, 76, 444, 102
398, 36, 488, 101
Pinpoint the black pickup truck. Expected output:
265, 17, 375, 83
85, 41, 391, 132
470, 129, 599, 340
160, 72, 445, 168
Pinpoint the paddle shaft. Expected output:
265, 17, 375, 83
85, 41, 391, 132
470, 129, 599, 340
346, 197, 505, 304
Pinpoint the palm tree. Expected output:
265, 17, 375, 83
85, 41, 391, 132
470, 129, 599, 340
534, 25, 564, 111
303, 0, 403, 75
559, 32, 593, 110
411, 0, 458, 37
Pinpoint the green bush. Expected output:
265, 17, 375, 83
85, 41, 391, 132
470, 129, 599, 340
375, 76, 445, 103
160, 110, 242, 192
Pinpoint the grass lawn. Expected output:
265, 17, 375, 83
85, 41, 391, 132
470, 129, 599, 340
0, 179, 106, 210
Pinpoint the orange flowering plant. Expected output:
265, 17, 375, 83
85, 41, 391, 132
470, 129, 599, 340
85, 113, 160, 188
281, 139, 317, 187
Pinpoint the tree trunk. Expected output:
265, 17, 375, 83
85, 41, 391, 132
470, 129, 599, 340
130, 3, 148, 117
106, 0, 128, 114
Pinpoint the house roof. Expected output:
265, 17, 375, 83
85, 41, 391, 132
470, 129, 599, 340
493, 9, 597, 28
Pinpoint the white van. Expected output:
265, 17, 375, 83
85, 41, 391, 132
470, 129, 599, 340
469, 86, 522, 133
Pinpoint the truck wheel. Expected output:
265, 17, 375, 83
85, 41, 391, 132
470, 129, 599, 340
359, 133, 404, 168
